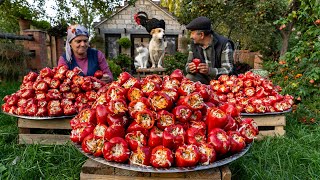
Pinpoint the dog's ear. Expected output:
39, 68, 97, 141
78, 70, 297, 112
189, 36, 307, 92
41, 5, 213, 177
150, 29, 155, 35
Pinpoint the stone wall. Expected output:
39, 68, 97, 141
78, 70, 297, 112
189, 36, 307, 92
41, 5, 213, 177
95, 0, 187, 56
234, 50, 263, 69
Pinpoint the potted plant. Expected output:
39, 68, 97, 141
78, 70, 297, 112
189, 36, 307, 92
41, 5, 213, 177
117, 37, 132, 49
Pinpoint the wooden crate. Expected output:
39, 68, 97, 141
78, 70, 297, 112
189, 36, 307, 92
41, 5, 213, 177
18, 118, 72, 145
136, 68, 167, 79
80, 159, 231, 180
242, 115, 286, 140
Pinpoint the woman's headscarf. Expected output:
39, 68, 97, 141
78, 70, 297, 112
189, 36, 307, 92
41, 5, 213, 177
65, 24, 89, 63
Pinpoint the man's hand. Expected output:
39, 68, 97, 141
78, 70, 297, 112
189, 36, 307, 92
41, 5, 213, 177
198, 63, 209, 74
188, 62, 197, 73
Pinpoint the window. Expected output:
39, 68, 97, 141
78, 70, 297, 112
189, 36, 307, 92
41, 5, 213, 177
105, 34, 121, 59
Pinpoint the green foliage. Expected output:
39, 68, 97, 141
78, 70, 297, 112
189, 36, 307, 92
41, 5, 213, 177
264, 0, 320, 123
117, 37, 132, 49
163, 52, 188, 74
31, 20, 51, 30
177, 0, 288, 59
110, 54, 132, 72
107, 60, 122, 80
47, 22, 68, 37
0, 42, 29, 81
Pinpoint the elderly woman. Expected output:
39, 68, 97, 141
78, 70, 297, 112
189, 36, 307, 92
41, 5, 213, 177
58, 24, 113, 83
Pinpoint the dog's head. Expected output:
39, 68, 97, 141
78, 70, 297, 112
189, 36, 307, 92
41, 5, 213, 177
150, 28, 165, 41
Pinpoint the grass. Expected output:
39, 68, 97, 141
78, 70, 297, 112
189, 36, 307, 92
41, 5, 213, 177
0, 81, 320, 179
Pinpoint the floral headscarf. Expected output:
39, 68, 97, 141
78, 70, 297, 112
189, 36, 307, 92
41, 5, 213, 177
65, 24, 89, 63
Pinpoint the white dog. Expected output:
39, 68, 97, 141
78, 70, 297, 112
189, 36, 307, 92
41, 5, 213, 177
149, 28, 166, 68
134, 44, 149, 69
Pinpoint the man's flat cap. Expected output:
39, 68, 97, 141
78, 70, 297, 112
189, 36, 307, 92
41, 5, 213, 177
186, 16, 212, 31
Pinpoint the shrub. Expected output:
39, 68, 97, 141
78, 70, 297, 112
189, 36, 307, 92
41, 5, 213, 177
117, 37, 131, 49
164, 52, 188, 74
110, 54, 132, 72
107, 60, 122, 80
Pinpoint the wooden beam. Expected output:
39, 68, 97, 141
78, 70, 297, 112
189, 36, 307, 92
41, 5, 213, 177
0, 33, 34, 41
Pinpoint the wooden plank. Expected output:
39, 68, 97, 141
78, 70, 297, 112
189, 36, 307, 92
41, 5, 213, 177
242, 115, 286, 127
19, 134, 70, 145
221, 166, 231, 180
256, 129, 286, 140
18, 118, 72, 129
136, 68, 167, 73
81, 159, 229, 180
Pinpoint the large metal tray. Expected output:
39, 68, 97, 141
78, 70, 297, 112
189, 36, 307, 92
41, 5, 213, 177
241, 108, 292, 116
1, 111, 75, 120
74, 143, 252, 173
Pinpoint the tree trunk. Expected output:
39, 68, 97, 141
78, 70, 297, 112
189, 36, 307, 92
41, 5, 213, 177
280, 32, 289, 57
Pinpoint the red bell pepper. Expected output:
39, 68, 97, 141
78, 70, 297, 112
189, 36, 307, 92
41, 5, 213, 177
96, 104, 108, 125
117, 72, 132, 86
156, 110, 175, 130
106, 114, 130, 127
219, 102, 240, 118
66, 70, 77, 80
59, 83, 71, 93
148, 126, 163, 148
227, 131, 246, 153
129, 146, 152, 166
172, 105, 192, 123
93, 124, 108, 139
189, 121, 206, 134
207, 128, 230, 155
72, 75, 84, 86
106, 99, 128, 116
178, 81, 196, 96
218, 74, 229, 82
23, 71, 38, 82
85, 91, 98, 102
192, 58, 201, 72
185, 92, 204, 110
47, 89, 62, 100
35, 107, 48, 117
195, 84, 210, 101
106, 86, 126, 101
71, 84, 81, 94
238, 123, 258, 144
127, 87, 144, 102
169, 69, 184, 82
20, 89, 35, 99
150, 145, 174, 168
34, 80, 49, 92
186, 127, 206, 146
144, 74, 163, 84
128, 98, 150, 118
190, 110, 202, 122
224, 115, 238, 131
216, 84, 230, 94
163, 124, 186, 150
78, 108, 97, 125
70, 123, 95, 143
63, 92, 76, 100
105, 124, 126, 141
175, 144, 200, 167
162, 77, 180, 89
141, 81, 160, 97
94, 70, 103, 79
161, 88, 179, 103
63, 104, 77, 115
125, 131, 147, 151
148, 91, 173, 111
82, 134, 104, 157
103, 137, 130, 163
126, 121, 150, 138
198, 143, 216, 165
122, 77, 141, 91
206, 107, 228, 131
134, 109, 155, 129
49, 78, 61, 89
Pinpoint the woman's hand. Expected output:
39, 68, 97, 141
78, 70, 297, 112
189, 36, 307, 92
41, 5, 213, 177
101, 74, 111, 83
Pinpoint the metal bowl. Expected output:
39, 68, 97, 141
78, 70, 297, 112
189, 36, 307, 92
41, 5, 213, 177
1, 111, 75, 120
73, 143, 252, 173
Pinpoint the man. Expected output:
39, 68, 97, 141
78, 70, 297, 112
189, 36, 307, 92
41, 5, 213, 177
185, 16, 235, 84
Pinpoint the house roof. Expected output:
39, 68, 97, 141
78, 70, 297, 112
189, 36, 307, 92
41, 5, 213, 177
94, 0, 179, 28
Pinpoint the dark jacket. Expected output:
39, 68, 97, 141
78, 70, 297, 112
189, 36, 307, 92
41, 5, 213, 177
186, 33, 234, 84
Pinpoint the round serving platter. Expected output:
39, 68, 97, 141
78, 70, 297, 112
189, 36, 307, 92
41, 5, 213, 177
1, 111, 75, 120
241, 108, 292, 116
74, 143, 252, 173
